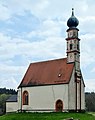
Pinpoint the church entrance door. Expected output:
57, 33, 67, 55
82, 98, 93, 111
55, 99, 63, 112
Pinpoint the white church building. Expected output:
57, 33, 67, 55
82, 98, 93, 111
6, 9, 85, 113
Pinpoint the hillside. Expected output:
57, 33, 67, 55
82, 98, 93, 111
0, 112, 95, 120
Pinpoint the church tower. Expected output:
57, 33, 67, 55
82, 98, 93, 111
66, 8, 80, 73
66, 8, 82, 111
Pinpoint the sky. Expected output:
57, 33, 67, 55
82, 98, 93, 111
0, 0, 95, 92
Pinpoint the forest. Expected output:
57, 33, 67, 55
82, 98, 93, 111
0, 88, 95, 115
0, 88, 17, 94
85, 92, 95, 111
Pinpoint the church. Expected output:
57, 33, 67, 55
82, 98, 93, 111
6, 9, 85, 112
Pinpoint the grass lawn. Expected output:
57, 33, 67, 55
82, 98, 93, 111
0, 112, 95, 120
88, 112, 95, 116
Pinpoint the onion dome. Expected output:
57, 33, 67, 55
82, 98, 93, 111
67, 8, 79, 28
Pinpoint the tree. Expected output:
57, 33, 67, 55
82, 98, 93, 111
0, 94, 11, 113
85, 92, 95, 112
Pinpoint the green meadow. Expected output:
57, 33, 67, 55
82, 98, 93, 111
0, 112, 95, 120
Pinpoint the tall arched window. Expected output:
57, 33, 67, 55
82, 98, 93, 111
23, 91, 29, 105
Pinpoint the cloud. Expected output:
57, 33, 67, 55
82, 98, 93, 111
91, 68, 95, 73
0, 64, 28, 89
80, 33, 95, 68
0, 18, 65, 62
0, 0, 95, 21
0, 0, 49, 20
0, 3, 11, 20
85, 79, 95, 92
27, 18, 65, 40
79, 16, 95, 34
0, 77, 18, 90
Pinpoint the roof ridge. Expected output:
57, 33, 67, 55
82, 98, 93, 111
30, 57, 67, 64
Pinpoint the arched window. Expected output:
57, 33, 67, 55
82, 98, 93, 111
55, 99, 63, 112
23, 91, 29, 105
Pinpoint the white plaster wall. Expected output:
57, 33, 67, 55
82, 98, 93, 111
6, 102, 18, 113
77, 76, 85, 110
18, 84, 68, 111
18, 88, 22, 110
68, 69, 85, 111
81, 79, 85, 110
68, 68, 76, 110
77, 82, 80, 110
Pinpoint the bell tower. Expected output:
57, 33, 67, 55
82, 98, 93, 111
66, 9, 83, 112
66, 8, 80, 72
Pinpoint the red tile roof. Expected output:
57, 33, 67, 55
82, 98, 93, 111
19, 58, 74, 87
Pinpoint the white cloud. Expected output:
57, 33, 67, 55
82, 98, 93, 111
0, 64, 25, 75
0, 63, 29, 89
85, 79, 95, 92
91, 68, 95, 73
27, 19, 65, 39
0, 0, 95, 21
0, 77, 18, 90
80, 33, 95, 68
0, 0, 49, 20
0, 3, 11, 20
